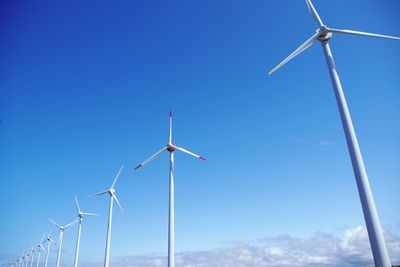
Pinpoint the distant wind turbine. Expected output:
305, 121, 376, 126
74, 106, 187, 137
89, 165, 124, 267
22, 253, 29, 267
19, 254, 25, 267
43, 231, 53, 267
49, 218, 78, 267
29, 247, 35, 267
34, 234, 46, 267
20, 255, 26, 267
268, 1, 399, 266
25, 252, 31, 267
135, 112, 206, 267
73, 196, 98, 267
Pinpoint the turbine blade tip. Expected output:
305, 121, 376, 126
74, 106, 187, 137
170, 111, 172, 117
134, 164, 142, 170
199, 156, 207, 161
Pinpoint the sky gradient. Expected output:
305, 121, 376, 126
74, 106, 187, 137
1, 0, 399, 266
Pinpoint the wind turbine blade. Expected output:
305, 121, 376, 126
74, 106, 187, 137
74, 196, 81, 214
40, 233, 46, 244
134, 146, 168, 170
48, 218, 61, 229
112, 193, 124, 212
87, 190, 108, 198
111, 165, 125, 188
268, 33, 318, 75
174, 146, 207, 161
169, 111, 173, 144
64, 219, 78, 229
82, 212, 99, 216
305, 0, 323, 26
328, 28, 400, 41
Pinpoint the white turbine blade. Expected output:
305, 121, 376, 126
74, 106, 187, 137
328, 28, 400, 41
82, 212, 99, 216
48, 218, 61, 229
269, 33, 318, 75
111, 165, 125, 188
112, 193, 124, 212
174, 146, 207, 161
39, 233, 46, 244
64, 219, 78, 229
134, 146, 168, 170
87, 190, 108, 198
305, 0, 323, 26
169, 111, 173, 144
74, 196, 81, 214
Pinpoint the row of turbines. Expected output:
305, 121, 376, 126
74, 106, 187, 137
7, 1, 399, 267
9, 111, 206, 267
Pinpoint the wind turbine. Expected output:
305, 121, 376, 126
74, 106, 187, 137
73, 196, 98, 267
134, 112, 206, 267
34, 234, 46, 267
16, 259, 21, 267
49, 218, 78, 267
25, 252, 31, 267
23, 252, 30, 267
89, 165, 124, 267
20, 255, 26, 267
43, 232, 53, 267
268, 1, 399, 266
29, 247, 35, 267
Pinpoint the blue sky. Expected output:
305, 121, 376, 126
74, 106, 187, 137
1, 0, 399, 266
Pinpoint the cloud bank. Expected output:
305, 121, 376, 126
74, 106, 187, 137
82, 226, 400, 267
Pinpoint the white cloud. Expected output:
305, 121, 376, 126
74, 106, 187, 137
81, 226, 400, 267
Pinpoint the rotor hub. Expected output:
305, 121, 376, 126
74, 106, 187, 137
316, 27, 332, 43
167, 144, 175, 152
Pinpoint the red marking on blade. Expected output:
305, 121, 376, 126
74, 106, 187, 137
199, 156, 207, 161
134, 164, 142, 170
170, 111, 172, 117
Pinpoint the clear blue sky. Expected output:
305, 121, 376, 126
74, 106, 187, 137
1, 0, 399, 265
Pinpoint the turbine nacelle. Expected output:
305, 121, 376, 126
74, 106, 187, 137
167, 143, 177, 152
109, 188, 115, 195
316, 26, 332, 43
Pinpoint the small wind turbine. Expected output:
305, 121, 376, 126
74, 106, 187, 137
20, 255, 26, 267
43, 232, 53, 267
34, 234, 46, 267
22, 253, 29, 267
73, 196, 98, 267
29, 247, 35, 267
268, 1, 399, 267
89, 165, 124, 267
49, 218, 78, 267
25, 252, 31, 267
135, 112, 206, 267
